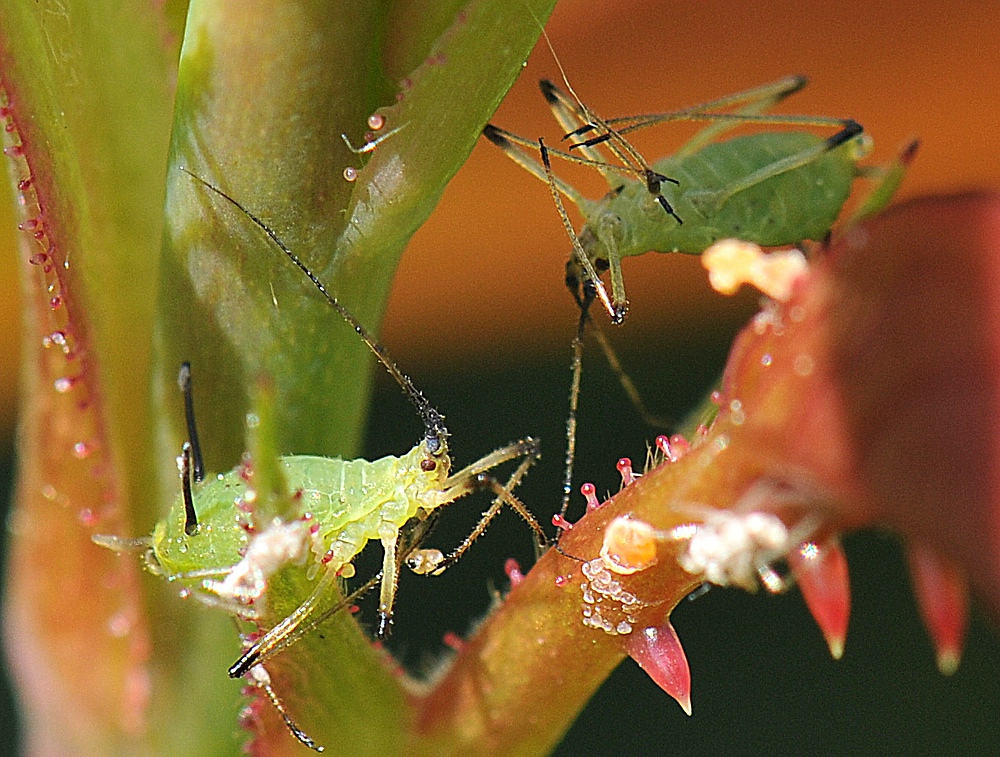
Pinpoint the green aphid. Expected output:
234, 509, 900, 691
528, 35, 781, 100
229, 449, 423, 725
95, 173, 547, 752
485, 75, 914, 324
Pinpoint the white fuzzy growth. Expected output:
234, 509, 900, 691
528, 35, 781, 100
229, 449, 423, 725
702, 239, 808, 302
203, 519, 311, 604
676, 510, 791, 592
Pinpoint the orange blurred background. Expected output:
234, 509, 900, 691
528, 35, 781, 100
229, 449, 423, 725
2, 0, 999, 435
384, 0, 1000, 364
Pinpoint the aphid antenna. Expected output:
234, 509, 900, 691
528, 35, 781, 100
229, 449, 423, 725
178, 167, 449, 457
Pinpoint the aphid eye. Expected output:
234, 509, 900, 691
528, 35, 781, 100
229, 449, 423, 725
420, 458, 437, 472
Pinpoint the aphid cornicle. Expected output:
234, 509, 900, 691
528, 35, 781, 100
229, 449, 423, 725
94, 170, 549, 751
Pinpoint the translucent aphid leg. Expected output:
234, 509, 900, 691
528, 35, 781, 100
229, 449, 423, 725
692, 119, 864, 218
234, 570, 388, 678
246, 663, 324, 752
669, 76, 809, 158
560, 281, 591, 518
586, 319, 673, 429
482, 125, 590, 209
376, 529, 401, 637
579, 76, 809, 157
540, 80, 684, 231
844, 138, 920, 228
409, 440, 547, 577
538, 78, 628, 188
540, 138, 618, 322
229, 567, 341, 678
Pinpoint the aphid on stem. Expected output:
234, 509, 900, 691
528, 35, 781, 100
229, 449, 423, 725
94, 170, 548, 750
485, 53, 915, 523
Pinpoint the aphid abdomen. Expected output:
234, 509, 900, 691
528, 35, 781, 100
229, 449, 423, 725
284, 446, 442, 568
668, 133, 857, 249
152, 472, 254, 578
598, 132, 859, 259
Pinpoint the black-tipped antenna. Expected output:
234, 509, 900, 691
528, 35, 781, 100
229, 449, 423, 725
177, 361, 205, 482
178, 167, 449, 456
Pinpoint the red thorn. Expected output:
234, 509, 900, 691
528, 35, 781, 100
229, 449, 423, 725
616, 457, 636, 486
580, 482, 602, 511
624, 619, 692, 716
788, 537, 851, 660
907, 543, 968, 675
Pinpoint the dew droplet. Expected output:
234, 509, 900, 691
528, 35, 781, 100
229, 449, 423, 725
367, 113, 385, 131
78, 508, 97, 526
72, 440, 93, 459
760, 353, 772, 367
53, 376, 75, 393
554, 574, 569, 587
343, 166, 358, 182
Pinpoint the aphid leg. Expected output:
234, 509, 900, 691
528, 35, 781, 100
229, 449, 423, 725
247, 664, 324, 752
645, 76, 810, 158
844, 138, 920, 228
539, 79, 635, 187
693, 119, 864, 217
539, 137, 619, 322
376, 529, 402, 637
407, 438, 547, 579
227, 568, 341, 678
481, 125, 590, 208
231, 571, 387, 678
560, 283, 589, 518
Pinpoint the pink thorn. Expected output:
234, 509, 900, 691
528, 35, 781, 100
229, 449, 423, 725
616, 457, 636, 487
581, 482, 602, 511
552, 513, 574, 532
504, 557, 524, 587
624, 619, 692, 716
554, 574, 570, 587
442, 631, 464, 651
788, 538, 851, 660
907, 543, 968, 675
